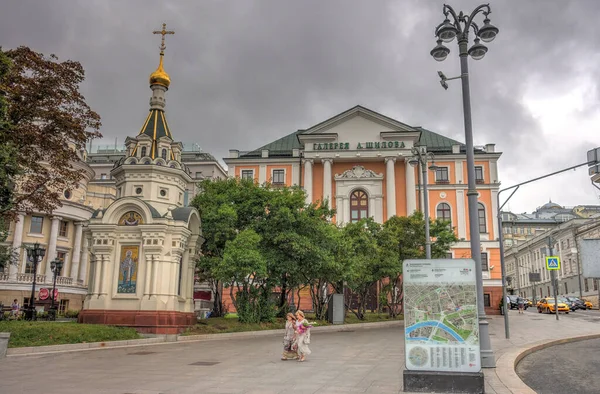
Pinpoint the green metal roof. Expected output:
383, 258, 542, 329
238, 107, 465, 158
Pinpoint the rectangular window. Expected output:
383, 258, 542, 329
195, 172, 203, 179
483, 294, 491, 307
481, 252, 489, 271
59, 299, 69, 315
59, 221, 68, 238
595, 279, 598, 291
585, 279, 589, 292
241, 170, 254, 181
30, 216, 44, 234
564, 282, 568, 294
272, 169, 285, 185
445, 252, 453, 259
475, 166, 484, 183
57, 251, 67, 267
435, 167, 449, 183
100, 173, 107, 180
567, 239, 570, 248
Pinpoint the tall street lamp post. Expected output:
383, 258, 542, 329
24, 242, 46, 321
49, 259, 64, 321
408, 145, 438, 259
431, 3, 499, 368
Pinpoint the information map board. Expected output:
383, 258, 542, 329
403, 259, 481, 373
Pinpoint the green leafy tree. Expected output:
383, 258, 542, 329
0, 46, 101, 220
378, 212, 459, 317
192, 178, 270, 316
215, 229, 274, 323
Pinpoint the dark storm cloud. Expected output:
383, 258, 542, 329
2, 0, 600, 211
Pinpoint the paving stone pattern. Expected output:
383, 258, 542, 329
1, 309, 600, 393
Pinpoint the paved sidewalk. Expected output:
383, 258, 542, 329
1, 310, 599, 393
484, 309, 600, 393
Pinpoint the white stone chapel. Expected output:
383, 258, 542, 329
78, 24, 202, 334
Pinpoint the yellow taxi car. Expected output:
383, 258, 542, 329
584, 300, 593, 310
537, 298, 569, 314
525, 299, 533, 307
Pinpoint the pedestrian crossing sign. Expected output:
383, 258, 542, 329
546, 256, 560, 270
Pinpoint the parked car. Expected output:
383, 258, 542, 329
565, 296, 586, 311
508, 295, 528, 310
584, 300, 594, 310
525, 299, 533, 307
537, 298, 569, 314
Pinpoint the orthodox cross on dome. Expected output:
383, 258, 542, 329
153, 23, 175, 54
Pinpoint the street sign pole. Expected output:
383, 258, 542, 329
548, 237, 559, 321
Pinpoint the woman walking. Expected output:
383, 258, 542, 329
281, 313, 298, 360
294, 310, 312, 362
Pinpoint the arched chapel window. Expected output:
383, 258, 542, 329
478, 203, 487, 233
141, 147, 147, 157
436, 203, 451, 224
161, 148, 167, 160
350, 190, 368, 223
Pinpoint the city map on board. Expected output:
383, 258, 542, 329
403, 259, 481, 373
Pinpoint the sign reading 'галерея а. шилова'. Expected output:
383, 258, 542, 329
312, 141, 406, 150
403, 259, 481, 373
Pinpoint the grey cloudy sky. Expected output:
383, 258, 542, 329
2, 0, 600, 213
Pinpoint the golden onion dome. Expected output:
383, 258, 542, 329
149, 54, 170, 88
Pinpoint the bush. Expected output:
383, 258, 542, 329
64, 310, 79, 319
235, 289, 277, 324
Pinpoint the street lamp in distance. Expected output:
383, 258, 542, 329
49, 259, 64, 321
24, 243, 46, 321
409, 145, 438, 259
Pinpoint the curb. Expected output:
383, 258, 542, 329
178, 319, 404, 343
495, 333, 600, 393
6, 319, 403, 356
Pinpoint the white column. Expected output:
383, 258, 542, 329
385, 158, 396, 219
45, 216, 61, 281
79, 235, 89, 284
405, 159, 417, 214
291, 163, 300, 186
302, 159, 314, 205
491, 189, 499, 240
456, 189, 467, 239
70, 223, 83, 281
342, 197, 349, 224
322, 159, 333, 206
144, 254, 152, 296
376, 197, 384, 223
259, 164, 267, 184
10, 213, 25, 280
335, 196, 343, 223
369, 196, 376, 219
93, 254, 102, 295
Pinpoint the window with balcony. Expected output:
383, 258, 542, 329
475, 166, 484, 184
30, 216, 43, 234
350, 189, 369, 223
435, 167, 449, 184
57, 251, 67, 266
241, 170, 254, 181
272, 169, 285, 185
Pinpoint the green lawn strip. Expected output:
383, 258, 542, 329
182, 312, 403, 336
0, 321, 141, 348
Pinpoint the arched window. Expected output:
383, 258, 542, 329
141, 147, 147, 157
436, 203, 451, 223
350, 190, 368, 223
161, 148, 167, 160
478, 203, 487, 233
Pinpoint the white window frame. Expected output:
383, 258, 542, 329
240, 169, 254, 181
271, 168, 286, 185
435, 166, 450, 183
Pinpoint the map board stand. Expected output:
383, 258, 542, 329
580, 239, 600, 310
402, 259, 484, 393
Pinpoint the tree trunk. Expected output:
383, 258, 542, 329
279, 274, 287, 309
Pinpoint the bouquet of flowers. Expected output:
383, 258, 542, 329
297, 321, 315, 334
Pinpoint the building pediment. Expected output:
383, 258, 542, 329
334, 165, 384, 180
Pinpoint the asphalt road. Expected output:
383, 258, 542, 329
516, 337, 600, 394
